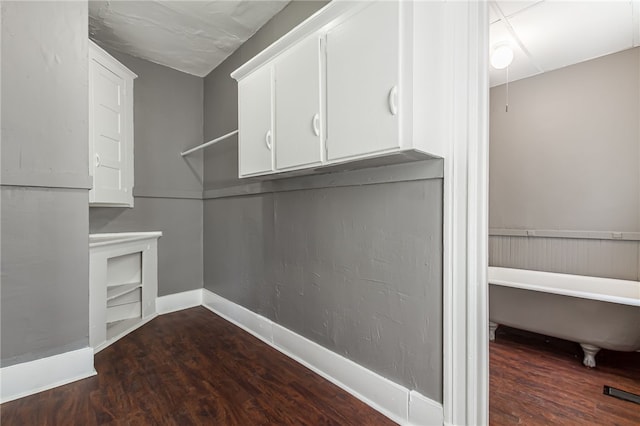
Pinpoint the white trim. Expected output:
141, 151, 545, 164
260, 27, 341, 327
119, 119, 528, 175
442, 2, 489, 425
409, 391, 445, 426
156, 289, 203, 314
89, 39, 137, 79
203, 159, 443, 200
230, 1, 364, 81
202, 289, 443, 426
632, 0, 640, 47
201, 289, 273, 344
271, 324, 408, 424
0, 347, 96, 403
489, 228, 640, 241
89, 231, 163, 248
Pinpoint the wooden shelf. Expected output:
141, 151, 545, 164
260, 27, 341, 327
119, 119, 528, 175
107, 283, 142, 302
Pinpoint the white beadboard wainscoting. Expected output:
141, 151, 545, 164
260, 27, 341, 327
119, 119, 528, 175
489, 235, 640, 281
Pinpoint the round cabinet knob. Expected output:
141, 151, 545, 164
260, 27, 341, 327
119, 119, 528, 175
312, 113, 320, 136
264, 130, 272, 150
388, 86, 398, 116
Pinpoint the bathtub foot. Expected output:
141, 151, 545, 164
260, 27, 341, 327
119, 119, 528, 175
489, 322, 499, 341
580, 343, 601, 368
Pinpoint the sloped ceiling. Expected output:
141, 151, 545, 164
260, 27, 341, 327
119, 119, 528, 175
90, 1, 639, 83
89, 1, 290, 77
489, 0, 640, 87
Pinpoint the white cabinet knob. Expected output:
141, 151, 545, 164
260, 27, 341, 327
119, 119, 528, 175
265, 129, 273, 150
388, 86, 398, 116
312, 113, 320, 136
95, 154, 101, 167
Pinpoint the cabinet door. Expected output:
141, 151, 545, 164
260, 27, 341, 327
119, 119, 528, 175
275, 35, 323, 170
90, 58, 132, 205
238, 66, 274, 177
326, 1, 400, 161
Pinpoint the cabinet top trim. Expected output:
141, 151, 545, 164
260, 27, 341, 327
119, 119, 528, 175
89, 39, 138, 80
230, 0, 369, 81
89, 232, 163, 248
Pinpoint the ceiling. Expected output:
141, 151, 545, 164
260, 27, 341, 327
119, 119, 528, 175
489, 0, 640, 87
89, 1, 289, 77
89, 1, 640, 83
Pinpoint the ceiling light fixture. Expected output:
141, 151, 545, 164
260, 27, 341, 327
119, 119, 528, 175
490, 43, 514, 112
490, 44, 514, 70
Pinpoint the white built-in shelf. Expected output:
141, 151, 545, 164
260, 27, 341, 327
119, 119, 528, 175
90, 232, 161, 353
107, 318, 142, 341
107, 283, 142, 302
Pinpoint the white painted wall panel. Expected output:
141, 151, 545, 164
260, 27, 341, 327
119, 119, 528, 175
489, 236, 639, 281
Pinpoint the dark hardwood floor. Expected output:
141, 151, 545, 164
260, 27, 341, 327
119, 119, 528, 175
6, 308, 638, 425
1, 307, 396, 425
490, 326, 640, 425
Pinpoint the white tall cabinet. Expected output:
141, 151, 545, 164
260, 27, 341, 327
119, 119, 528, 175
89, 41, 136, 207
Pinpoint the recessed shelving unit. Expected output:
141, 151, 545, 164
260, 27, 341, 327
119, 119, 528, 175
90, 232, 162, 353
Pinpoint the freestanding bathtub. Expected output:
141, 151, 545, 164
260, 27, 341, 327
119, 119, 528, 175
488, 267, 640, 367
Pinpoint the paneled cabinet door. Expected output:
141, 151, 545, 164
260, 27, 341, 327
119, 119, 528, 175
89, 56, 133, 206
238, 65, 274, 177
326, 1, 401, 161
275, 35, 323, 170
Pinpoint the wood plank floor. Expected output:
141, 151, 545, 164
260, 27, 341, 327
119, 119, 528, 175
490, 326, 640, 425
1, 307, 396, 425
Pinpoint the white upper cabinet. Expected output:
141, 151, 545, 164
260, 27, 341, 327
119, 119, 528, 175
326, 1, 400, 161
238, 65, 274, 177
89, 41, 136, 207
274, 35, 324, 170
231, 0, 447, 179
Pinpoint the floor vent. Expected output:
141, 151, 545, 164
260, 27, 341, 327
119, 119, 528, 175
603, 386, 640, 405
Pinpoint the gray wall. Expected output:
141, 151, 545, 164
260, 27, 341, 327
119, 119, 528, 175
203, 1, 444, 401
1, 1, 90, 366
490, 48, 639, 233
489, 48, 640, 279
89, 50, 204, 296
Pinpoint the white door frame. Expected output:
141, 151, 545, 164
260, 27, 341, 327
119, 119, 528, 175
442, 1, 490, 425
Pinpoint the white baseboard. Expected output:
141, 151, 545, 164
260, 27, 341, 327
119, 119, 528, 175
410, 391, 445, 426
0, 347, 96, 403
156, 289, 203, 314
202, 288, 443, 425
